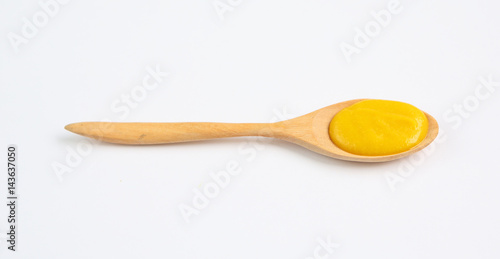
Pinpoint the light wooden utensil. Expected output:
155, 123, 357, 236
65, 99, 439, 162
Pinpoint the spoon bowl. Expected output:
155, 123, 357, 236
65, 99, 439, 162
271, 99, 439, 162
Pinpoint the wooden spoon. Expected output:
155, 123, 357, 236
64, 99, 439, 162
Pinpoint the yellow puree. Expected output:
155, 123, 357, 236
329, 100, 428, 156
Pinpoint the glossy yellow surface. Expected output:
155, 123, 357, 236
329, 100, 428, 156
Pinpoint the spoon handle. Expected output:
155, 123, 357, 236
65, 122, 276, 144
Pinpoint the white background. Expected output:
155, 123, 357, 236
1, 0, 500, 258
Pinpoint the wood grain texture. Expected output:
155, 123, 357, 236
65, 122, 273, 144
65, 99, 439, 162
